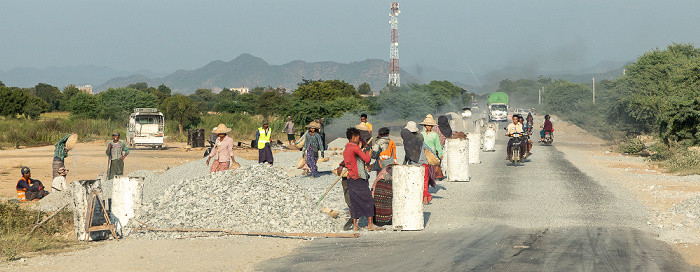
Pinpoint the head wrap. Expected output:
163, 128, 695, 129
401, 128, 423, 163
437, 115, 452, 138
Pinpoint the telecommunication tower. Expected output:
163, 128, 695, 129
388, 2, 401, 87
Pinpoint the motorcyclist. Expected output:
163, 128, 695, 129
539, 114, 554, 142
526, 112, 534, 133
505, 115, 525, 160
519, 114, 533, 156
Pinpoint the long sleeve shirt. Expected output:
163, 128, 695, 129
421, 131, 443, 157
343, 142, 371, 179
300, 132, 324, 153
54, 133, 72, 160
209, 136, 235, 162
282, 121, 295, 134
543, 120, 553, 132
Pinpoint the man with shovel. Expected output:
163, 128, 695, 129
106, 132, 129, 179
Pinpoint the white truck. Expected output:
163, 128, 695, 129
127, 108, 165, 149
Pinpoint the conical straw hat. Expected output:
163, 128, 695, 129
420, 114, 438, 126
213, 123, 232, 134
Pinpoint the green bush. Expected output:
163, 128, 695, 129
618, 138, 645, 154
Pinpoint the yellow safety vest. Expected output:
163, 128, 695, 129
257, 127, 271, 149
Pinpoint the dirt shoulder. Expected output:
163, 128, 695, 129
549, 117, 700, 266
0, 141, 287, 200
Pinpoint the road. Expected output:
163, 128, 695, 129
261, 123, 694, 271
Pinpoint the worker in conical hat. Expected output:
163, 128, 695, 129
207, 124, 238, 173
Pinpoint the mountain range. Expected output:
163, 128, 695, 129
0, 54, 629, 94
96, 54, 421, 94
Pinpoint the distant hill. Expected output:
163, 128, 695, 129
97, 54, 422, 94
0, 65, 163, 89
476, 60, 630, 92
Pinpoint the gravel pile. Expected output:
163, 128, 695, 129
31, 190, 72, 212
670, 195, 700, 228
130, 164, 344, 239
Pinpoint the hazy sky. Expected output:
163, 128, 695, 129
2, 0, 699, 75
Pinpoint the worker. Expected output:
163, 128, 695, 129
51, 167, 69, 192
360, 113, 373, 136
371, 127, 397, 172
53, 133, 75, 179
206, 123, 238, 173
343, 127, 383, 231
355, 123, 372, 144
256, 120, 274, 165
106, 132, 129, 179
16, 167, 49, 201
282, 116, 295, 148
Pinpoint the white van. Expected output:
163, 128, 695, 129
127, 108, 165, 149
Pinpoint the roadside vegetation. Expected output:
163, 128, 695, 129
0, 78, 470, 147
487, 43, 700, 175
0, 201, 77, 261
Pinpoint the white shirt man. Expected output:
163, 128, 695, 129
51, 167, 69, 192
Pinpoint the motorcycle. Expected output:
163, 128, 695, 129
507, 133, 526, 166
542, 131, 553, 145
203, 140, 215, 158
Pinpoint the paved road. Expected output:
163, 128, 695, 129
261, 127, 694, 271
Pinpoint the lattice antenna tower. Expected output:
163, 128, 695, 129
388, 2, 401, 87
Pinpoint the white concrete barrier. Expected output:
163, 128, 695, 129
71, 179, 103, 241
392, 165, 425, 231
483, 123, 497, 151
468, 133, 481, 164
444, 138, 469, 182
111, 177, 144, 235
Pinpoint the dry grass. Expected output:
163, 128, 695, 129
0, 201, 79, 261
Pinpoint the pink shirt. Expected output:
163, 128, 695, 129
209, 136, 235, 162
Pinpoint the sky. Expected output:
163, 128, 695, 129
1, 0, 699, 76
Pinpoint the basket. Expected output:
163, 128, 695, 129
424, 149, 441, 166
65, 134, 78, 151
296, 155, 306, 169
295, 136, 306, 149
331, 162, 348, 177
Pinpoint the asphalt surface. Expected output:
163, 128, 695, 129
260, 124, 695, 271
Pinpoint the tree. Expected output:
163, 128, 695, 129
127, 82, 149, 91
614, 43, 700, 139
23, 94, 49, 119
32, 83, 63, 111
96, 87, 158, 120
69, 92, 98, 118
292, 80, 358, 101
0, 87, 28, 117
357, 82, 372, 95
257, 91, 286, 117
161, 95, 200, 135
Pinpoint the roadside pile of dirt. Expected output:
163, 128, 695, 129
31, 190, 72, 212
129, 164, 343, 239
670, 195, 700, 229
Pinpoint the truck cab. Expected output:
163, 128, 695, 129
127, 108, 165, 149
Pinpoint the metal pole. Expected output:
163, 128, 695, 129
592, 77, 595, 104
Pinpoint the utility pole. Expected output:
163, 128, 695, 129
592, 77, 595, 104
538, 87, 541, 105
388, 2, 401, 87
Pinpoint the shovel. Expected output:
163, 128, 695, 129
316, 170, 346, 205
